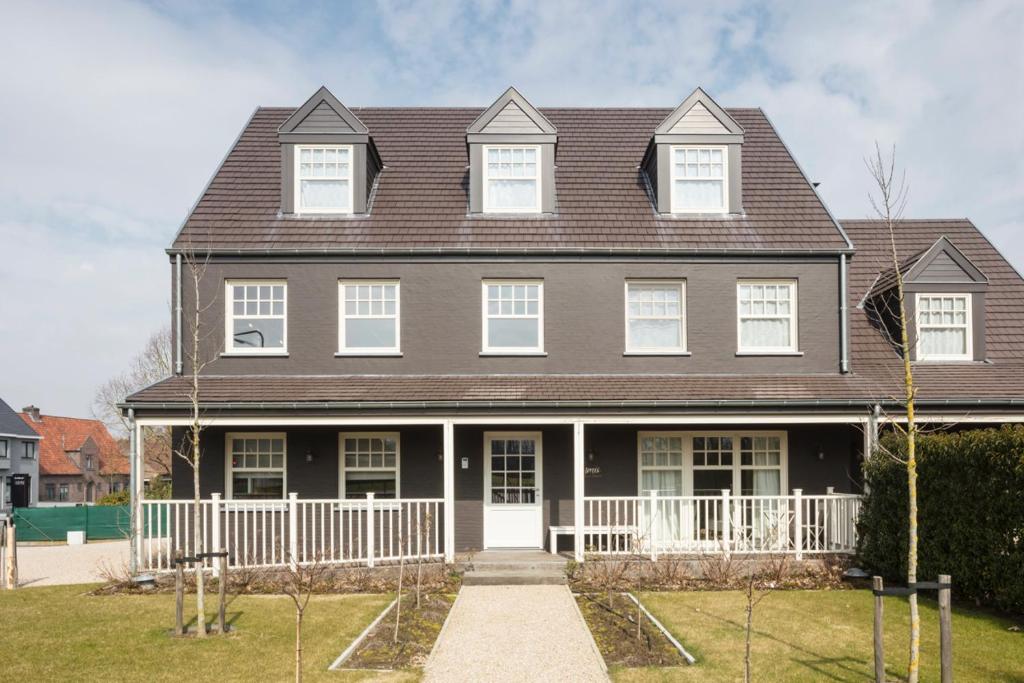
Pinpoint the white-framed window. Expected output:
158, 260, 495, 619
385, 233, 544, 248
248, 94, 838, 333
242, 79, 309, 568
625, 280, 687, 354
737, 280, 799, 354
294, 145, 353, 214
339, 433, 399, 499
225, 433, 286, 500
481, 280, 544, 354
22, 441, 36, 459
338, 281, 400, 355
482, 145, 541, 213
670, 145, 727, 213
916, 294, 972, 361
636, 431, 788, 497
225, 280, 287, 355
58, 483, 69, 501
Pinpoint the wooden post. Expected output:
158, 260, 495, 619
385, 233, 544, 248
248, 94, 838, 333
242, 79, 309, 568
720, 488, 731, 558
210, 493, 221, 579
939, 574, 952, 683
174, 550, 185, 636
366, 492, 376, 568
216, 550, 227, 634
649, 489, 659, 562
873, 576, 885, 683
4, 523, 16, 590
793, 489, 804, 561
288, 492, 299, 569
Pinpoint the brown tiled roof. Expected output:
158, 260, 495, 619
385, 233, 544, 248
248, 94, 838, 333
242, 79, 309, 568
174, 107, 849, 252
18, 413, 130, 476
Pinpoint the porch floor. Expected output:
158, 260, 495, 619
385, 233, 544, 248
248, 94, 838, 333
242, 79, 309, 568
461, 550, 568, 585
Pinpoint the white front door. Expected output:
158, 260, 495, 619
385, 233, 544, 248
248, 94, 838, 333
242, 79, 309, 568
483, 432, 543, 548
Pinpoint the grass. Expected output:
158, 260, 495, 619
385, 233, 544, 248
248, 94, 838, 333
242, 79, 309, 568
0, 584, 419, 682
614, 589, 1024, 682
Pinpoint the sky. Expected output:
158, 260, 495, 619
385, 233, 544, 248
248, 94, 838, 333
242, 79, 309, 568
0, 0, 1021, 419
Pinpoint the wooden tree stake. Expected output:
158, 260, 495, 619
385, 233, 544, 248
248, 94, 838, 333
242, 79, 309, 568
217, 550, 227, 634
873, 576, 885, 683
939, 574, 953, 683
174, 550, 185, 636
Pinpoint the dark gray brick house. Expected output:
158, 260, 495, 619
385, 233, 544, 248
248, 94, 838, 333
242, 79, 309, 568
122, 86, 1024, 571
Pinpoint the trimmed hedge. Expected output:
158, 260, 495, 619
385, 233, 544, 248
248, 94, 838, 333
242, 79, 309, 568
858, 425, 1024, 613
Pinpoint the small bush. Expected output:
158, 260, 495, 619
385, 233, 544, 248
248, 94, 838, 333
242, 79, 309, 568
96, 489, 130, 506
858, 425, 1024, 613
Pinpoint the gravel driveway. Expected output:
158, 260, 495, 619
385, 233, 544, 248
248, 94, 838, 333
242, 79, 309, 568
15, 540, 130, 587
425, 585, 607, 682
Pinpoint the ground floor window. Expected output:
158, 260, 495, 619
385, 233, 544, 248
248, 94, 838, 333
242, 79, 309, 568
45, 483, 56, 500
226, 433, 286, 499
339, 433, 399, 499
59, 483, 69, 501
637, 431, 787, 496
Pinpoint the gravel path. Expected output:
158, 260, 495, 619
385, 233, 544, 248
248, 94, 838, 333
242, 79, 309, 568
16, 540, 130, 586
425, 585, 607, 682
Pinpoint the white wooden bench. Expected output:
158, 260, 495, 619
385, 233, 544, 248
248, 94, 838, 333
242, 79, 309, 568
548, 525, 639, 554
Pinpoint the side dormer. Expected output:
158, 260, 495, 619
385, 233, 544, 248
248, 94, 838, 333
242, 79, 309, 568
278, 86, 381, 215
865, 236, 989, 362
643, 87, 744, 215
467, 87, 557, 214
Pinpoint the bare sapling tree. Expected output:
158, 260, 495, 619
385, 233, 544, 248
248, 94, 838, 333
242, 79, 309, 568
742, 517, 790, 683
173, 244, 215, 637
866, 143, 921, 682
393, 519, 406, 644
283, 554, 327, 683
415, 511, 432, 609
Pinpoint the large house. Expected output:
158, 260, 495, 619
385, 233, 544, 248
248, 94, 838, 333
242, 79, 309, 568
19, 406, 131, 504
123, 86, 1024, 571
0, 398, 41, 510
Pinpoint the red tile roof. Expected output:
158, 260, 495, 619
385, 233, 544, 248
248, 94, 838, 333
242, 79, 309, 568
18, 413, 130, 476
174, 107, 849, 252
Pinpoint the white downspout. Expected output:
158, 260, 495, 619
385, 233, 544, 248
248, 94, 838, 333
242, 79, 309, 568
175, 253, 183, 375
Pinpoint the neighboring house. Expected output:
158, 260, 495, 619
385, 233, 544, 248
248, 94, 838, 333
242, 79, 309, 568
0, 398, 41, 510
123, 86, 1024, 566
19, 406, 130, 504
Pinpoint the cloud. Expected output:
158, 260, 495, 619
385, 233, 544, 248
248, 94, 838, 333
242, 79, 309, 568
0, 0, 1020, 417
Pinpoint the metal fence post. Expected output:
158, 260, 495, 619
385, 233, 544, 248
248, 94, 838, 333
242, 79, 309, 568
720, 489, 731, 557
793, 489, 803, 561
366, 492, 376, 568
210, 493, 221, 578
288, 492, 298, 568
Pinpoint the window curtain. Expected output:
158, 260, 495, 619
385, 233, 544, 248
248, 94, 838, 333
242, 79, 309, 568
640, 470, 682, 550
920, 328, 967, 356
740, 318, 789, 348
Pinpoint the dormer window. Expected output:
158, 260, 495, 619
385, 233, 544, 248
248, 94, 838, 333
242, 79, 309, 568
295, 145, 352, 214
483, 146, 541, 213
916, 294, 972, 361
671, 146, 727, 213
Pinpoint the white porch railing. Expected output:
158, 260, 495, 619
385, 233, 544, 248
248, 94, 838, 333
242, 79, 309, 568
583, 490, 861, 560
139, 493, 443, 572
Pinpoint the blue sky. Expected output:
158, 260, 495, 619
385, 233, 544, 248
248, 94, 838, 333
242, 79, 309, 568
1, 0, 1021, 418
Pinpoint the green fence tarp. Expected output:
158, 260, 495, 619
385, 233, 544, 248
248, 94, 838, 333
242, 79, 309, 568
13, 506, 131, 542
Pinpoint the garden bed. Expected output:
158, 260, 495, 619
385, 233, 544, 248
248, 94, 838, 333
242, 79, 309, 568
335, 592, 455, 671
575, 592, 690, 668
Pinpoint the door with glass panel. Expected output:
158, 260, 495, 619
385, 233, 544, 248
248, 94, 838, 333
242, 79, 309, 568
638, 435, 685, 551
483, 433, 542, 548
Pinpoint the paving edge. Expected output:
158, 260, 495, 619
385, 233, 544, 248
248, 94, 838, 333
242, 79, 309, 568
623, 592, 696, 665
328, 597, 398, 671
567, 587, 610, 675
426, 587, 464, 662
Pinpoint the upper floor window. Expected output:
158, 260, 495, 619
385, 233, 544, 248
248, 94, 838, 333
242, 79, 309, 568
339, 281, 400, 355
671, 146, 727, 213
340, 433, 399, 499
225, 281, 287, 355
737, 280, 798, 354
22, 442, 36, 459
916, 294, 972, 361
295, 145, 352, 214
625, 281, 687, 354
482, 280, 544, 354
483, 146, 540, 213
227, 433, 286, 499
0, 440, 7, 460
85, 454, 94, 470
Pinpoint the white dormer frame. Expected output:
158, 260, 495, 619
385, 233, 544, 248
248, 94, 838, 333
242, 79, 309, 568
481, 144, 543, 214
293, 144, 355, 215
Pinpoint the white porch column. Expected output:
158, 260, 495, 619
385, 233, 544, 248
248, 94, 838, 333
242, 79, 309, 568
131, 417, 144, 575
573, 421, 585, 562
442, 420, 455, 563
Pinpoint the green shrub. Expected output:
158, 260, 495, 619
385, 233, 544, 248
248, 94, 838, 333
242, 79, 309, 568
96, 489, 130, 506
858, 425, 1024, 613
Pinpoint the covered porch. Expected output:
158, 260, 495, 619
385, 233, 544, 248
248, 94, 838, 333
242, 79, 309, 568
127, 413, 871, 573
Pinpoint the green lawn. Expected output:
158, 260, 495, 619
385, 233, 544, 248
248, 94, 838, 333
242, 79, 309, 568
0, 585, 416, 682
620, 589, 1024, 682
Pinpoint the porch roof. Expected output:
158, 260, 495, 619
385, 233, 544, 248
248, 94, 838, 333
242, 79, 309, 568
122, 369, 1024, 413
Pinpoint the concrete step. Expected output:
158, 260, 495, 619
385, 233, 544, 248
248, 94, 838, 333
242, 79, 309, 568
462, 570, 567, 586
467, 560, 566, 572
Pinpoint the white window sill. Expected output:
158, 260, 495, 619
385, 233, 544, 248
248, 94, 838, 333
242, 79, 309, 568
335, 351, 403, 358
913, 358, 975, 364
735, 351, 803, 357
624, 351, 691, 357
220, 352, 289, 358
479, 351, 548, 357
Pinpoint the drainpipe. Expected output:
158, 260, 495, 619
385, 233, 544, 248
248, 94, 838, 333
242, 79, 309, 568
128, 408, 137, 575
175, 254, 183, 375
840, 253, 850, 373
